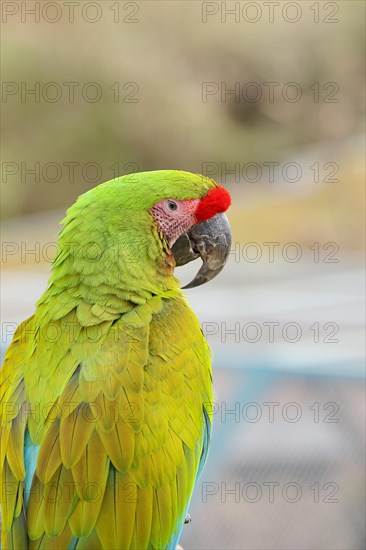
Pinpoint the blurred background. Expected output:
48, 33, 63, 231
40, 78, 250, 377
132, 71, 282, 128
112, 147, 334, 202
1, 1, 365, 549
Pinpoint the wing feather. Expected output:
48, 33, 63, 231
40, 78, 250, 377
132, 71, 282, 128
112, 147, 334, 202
2, 294, 213, 549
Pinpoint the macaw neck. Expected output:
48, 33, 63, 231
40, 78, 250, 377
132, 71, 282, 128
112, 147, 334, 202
37, 221, 181, 320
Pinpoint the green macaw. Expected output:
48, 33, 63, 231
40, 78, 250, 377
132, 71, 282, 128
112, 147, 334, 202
0, 170, 231, 549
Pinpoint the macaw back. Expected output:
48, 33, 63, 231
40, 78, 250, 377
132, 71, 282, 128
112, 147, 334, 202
1, 293, 212, 549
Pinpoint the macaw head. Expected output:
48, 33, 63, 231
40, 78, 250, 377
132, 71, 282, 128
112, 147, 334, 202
57, 170, 232, 296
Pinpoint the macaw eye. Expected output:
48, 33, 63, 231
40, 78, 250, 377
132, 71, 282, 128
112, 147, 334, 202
167, 200, 178, 211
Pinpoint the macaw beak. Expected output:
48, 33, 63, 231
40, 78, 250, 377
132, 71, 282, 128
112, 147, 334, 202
172, 213, 232, 289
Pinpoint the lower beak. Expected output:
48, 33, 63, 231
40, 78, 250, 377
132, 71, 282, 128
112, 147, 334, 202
171, 213, 232, 289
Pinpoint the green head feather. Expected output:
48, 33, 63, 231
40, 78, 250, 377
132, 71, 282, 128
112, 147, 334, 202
39, 171, 218, 317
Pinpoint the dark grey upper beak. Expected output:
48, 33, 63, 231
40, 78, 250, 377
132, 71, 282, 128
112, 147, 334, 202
171, 213, 232, 289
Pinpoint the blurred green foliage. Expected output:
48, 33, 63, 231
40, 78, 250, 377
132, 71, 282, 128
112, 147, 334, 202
1, 1, 365, 249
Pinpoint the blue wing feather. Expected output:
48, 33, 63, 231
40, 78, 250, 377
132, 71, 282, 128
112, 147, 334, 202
23, 431, 39, 510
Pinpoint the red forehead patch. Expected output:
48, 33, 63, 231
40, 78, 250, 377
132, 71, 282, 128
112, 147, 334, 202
195, 185, 231, 223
